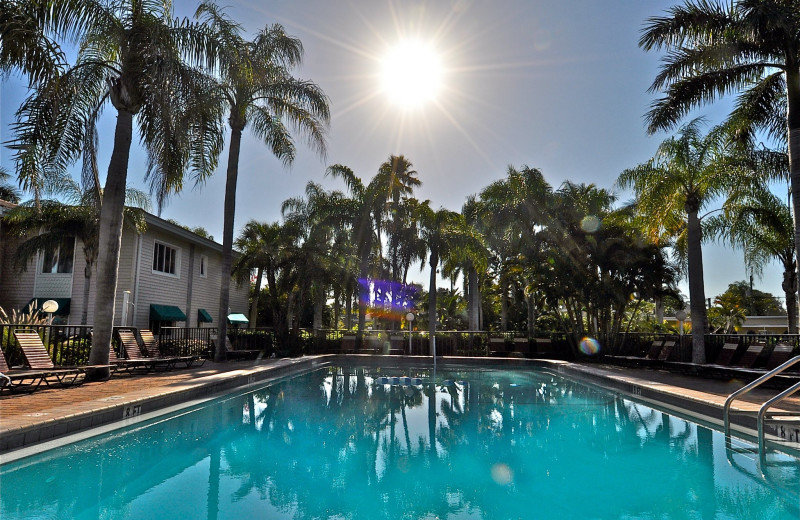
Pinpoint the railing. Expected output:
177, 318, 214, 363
2, 322, 798, 367
156, 327, 216, 358
723, 355, 800, 438
1, 323, 94, 366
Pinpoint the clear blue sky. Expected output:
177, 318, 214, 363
0, 0, 786, 304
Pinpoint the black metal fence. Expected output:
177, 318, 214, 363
1, 321, 798, 368
0, 323, 95, 367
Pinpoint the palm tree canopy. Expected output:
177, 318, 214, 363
640, 0, 800, 141
0, 0, 102, 85
196, 1, 329, 161
705, 185, 794, 276
9, 0, 223, 209
616, 118, 737, 244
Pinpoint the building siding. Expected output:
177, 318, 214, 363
1, 207, 250, 330
0, 236, 37, 314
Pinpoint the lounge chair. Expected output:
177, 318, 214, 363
735, 342, 766, 368
665, 341, 799, 386
765, 343, 797, 371
645, 339, 666, 360
656, 340, 676, 361
0, 348, 44, 393
607, 339, 669, 367
107, 344, 159, 374
210, 334, 261, 360
140, 329, 202, 368
117, 330, 176, 371
713, 342, 739, 365
13, 330, 113, 385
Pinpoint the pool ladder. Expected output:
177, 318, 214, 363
723, 355, 800, 466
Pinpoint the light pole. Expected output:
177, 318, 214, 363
405, 312, 415, 354
675, 309, 688, 336
42, 300, 59, 346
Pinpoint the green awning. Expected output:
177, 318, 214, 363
150, 304, 187, 322
227, 313, 249, 324
24, 298, 71, 316
198, 308, 213, 323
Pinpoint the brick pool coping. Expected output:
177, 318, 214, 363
1, 355, 798, 458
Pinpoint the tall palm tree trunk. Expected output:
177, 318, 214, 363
248, 266, 263, 328
356, 251, 369, 350
81, 260, 93, 325
313, 283, 324, 331
686, 204, 708, 364
345, 282, 353, 329
468, 265, 479, 330
217, 127, 244, 362
428, 251, 438, 356
788, 69, 800, 334
783, 263, 798, 335
527, 292, 536, 337
87, 109, 134, 380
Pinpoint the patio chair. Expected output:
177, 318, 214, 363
605, 339, 668, 367
210, 334, 261, 360
661, 342, 739, 377
656, 340, 676, 361
645, 340, 665, 360
140, 329, 203, 368
0, 347, 44, 393
117, 330, 176, 371
735, 342, 766, 368
13, 330, 114, 386
107, 343, 159, 374
765, 343, 796, 371
713, 342, 739, 365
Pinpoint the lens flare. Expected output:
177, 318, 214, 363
491, 463, 514, 485
580, 215, 601, 233
578, 337, 601, 355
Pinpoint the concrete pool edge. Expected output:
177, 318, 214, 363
1, 355, 798, 460
0, 356, 332, 456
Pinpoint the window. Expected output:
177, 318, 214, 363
152, 241, 179, 276
199, 255, 208, 278
41, 237, 75, 274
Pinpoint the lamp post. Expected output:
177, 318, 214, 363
405, 312, 415, 354
675, 309, 688, 336
41, 300, 59, 346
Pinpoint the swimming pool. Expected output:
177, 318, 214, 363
1, 365, 798, 519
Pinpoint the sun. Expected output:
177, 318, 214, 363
380, 40, 443, 108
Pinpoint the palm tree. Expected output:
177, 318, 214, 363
617, 119, 735, 363
196, 2, 330, 361
233, 220, 277, 327
325, 165, 384, 348
0, 0, 97, 85
418, 204, 481, 355
640, 0, 800, 312
3, 176, 149, 324
282, 182, 352, 331
706, 186, 797, 332
461, 196, 487, 331
10, 1, 221, 378
0, 167, 21, 203
477, 166, 552, 333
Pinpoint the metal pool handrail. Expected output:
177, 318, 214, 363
723, 355, 800, 438
757, 380, 800, 465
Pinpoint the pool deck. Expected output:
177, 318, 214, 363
1, 356, 799, 458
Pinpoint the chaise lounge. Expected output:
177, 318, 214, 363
140, 329, 202, 368
13, 330, 114, 386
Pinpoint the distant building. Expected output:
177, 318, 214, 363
0, 200, 249, 330
664, 315, 792, 335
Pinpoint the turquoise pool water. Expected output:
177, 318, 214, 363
1, 366, 798, 519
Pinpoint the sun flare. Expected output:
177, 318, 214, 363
380, 40, 442, 108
